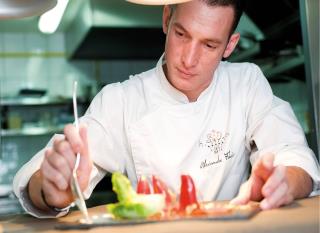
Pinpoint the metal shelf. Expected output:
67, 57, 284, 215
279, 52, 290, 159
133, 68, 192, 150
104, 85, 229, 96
0, 96, 72, 106
0, 126, 64, 137
263, 54, 304, 79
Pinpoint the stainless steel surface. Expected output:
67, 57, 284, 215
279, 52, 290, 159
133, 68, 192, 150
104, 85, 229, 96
70, 81, 91, 223
0, 96, 72, 106
0, 126, 64, 137
0, 0, 57, 19
0, 96, 71, 137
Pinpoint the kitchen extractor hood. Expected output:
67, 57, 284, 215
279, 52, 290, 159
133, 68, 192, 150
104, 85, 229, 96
65, 0, 165, 60
65, 0, 265, 60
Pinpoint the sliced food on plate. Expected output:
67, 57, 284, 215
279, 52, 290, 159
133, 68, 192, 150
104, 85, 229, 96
106, 172, 260, 220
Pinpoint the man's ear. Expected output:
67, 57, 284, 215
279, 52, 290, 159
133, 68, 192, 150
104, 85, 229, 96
223, 33, 240, 58
162, 5, 171, 34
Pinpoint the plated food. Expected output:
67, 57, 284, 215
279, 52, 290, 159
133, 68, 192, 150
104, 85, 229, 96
57, 173, 259, 230
106, 172, 166, 219
106, 172, 260, 220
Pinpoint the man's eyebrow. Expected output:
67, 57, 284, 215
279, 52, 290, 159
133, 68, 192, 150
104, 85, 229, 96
173, 22, 188, 33
173, 22, 223, 44
204, 38, 223, 45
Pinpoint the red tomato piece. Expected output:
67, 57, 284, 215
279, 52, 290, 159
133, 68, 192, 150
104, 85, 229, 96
152, 175, 173, 206
179, 174, 198, 211
137, 175, 151, 194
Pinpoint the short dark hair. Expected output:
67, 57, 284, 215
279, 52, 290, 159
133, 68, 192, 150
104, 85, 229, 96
205, 0, 244, 34
170, 0, 244, 35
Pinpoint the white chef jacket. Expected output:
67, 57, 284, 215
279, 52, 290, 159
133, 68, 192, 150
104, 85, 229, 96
13, 55, 320, 218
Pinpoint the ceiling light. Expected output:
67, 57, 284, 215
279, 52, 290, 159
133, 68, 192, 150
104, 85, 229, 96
126, 0, 192, 5
0, 0, 57, 19
38, 0, 69, 34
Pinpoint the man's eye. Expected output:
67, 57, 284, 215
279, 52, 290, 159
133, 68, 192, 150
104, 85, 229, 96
175, 30, 184, 37
206, 44, 216, 49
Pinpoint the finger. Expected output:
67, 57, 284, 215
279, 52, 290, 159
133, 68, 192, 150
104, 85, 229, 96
42, 179, 73, 208
46, 143, 73, 181
276, 192, 294, 207
42, 178, 60, 204
253, 153, 275, 181
260, 181, 288, 210
64, 124, 83, 153
261, 153, 275, 170
52, 139, 76, 170
230, 179, 252, 205
262, 165, 286, 197
53, 137, 63, 149
78, 124, 92, 190
79, 124, 89, 160
41, 152, 69, 190
46, 152, 72, 185
270, 192, 294, 209
248, 173, 264, 201
42, 155, 69, 190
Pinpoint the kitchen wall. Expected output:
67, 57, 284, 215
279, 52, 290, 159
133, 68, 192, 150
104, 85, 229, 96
0, 32, 157, 98
0, 32, 156, 194
0, 32, 96, 98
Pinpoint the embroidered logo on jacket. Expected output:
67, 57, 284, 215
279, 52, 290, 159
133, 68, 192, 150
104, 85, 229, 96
199, 129, 234, 169
199, 130, 228, 153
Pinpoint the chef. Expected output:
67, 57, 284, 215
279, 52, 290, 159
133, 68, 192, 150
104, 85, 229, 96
13, 0, 320, 218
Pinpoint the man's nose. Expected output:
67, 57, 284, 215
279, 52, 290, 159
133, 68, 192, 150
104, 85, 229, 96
182, 42, 199, 68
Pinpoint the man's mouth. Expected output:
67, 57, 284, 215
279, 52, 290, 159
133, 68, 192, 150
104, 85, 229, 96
176, 67, 196, 78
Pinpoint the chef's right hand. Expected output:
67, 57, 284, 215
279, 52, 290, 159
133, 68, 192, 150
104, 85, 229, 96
39, 123, 92, 209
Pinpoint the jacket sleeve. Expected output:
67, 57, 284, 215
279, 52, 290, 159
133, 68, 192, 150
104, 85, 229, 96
244, 65, 320, 195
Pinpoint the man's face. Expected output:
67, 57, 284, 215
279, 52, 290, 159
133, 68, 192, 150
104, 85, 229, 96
162, 1, 240, 101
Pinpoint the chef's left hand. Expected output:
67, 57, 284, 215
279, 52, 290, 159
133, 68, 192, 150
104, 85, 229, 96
231, 153, 312, 210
